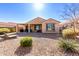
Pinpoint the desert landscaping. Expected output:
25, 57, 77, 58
0, 33, 79, 56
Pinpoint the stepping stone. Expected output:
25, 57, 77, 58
76, 36, 79, 39
0, 37, 4, 41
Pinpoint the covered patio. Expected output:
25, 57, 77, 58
25, 24, 42, 33
24, 17, 44, 33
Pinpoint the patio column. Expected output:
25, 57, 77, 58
23, 25, 26, 32
16, 24, 18, 33
28, 24, 30, 33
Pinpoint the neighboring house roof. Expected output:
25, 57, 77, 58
26, 17, 46, 24
0, 22, 17, 28
57, 23, 64, 27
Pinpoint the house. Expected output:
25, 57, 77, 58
0, 17, 61, 33
16, 17, 61, 33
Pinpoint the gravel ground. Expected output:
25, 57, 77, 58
0, 37, 62, 56
0, 33, 79, 56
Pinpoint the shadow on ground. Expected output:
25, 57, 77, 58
64, 50, 79, 56
17, 32, 61, 39
14, 46, 32, 56
59, 48, 79, 56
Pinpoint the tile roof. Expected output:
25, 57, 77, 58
47, 18, 61, 23
26, 17, 61, 24
26, 17, 46, 24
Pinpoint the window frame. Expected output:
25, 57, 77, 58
46, 23, 55, 31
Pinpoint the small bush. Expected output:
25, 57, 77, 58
0, 28, 10, 33
20, 37, 32, 47
59, 39, 78, 52
62, 28, 79, 39
10, 28, 16, 32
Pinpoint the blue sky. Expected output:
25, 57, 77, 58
0, 3, 73, 23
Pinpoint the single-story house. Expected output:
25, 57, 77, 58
0, 17, 62, 33
16, 17, 62, 33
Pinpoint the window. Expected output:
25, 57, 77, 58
35, 25, 40, 30
46, 23, 55, 31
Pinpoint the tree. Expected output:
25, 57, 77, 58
61, 4, 79, 36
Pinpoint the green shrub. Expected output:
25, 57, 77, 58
0, 28, 10, 33
20, 37, 32, 47
62, 28, 79, 39
10, 28, 16, 32
59, 39, 78, 52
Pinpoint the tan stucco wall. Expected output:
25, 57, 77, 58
30, 24, 35, 32
42, 19, 60, 33
16, 23, 60, 33
16, 24, 26, 32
